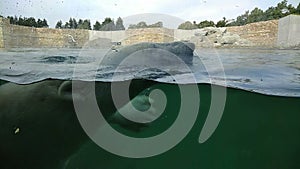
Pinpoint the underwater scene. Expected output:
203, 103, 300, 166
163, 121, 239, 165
0, 44, 299, 169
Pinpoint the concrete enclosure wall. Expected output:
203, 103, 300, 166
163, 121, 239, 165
89, 30, 126, 42
0, 16, 298, 48
277, 15, 300, 48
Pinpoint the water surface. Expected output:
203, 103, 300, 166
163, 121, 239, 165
0, 48, 299, 96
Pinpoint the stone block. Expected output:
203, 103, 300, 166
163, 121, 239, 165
277, 15, 300, 48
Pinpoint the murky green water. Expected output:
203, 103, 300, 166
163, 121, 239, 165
64, 81, 300, 169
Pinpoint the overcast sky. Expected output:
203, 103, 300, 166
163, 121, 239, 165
0, 0, 299, 28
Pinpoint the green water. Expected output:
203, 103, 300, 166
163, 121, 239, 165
66, 82, 300, 169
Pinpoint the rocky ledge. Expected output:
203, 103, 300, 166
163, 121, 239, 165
189, 27, 253, 48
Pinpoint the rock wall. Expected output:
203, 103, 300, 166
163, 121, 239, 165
122, 28, 174, 45
226, 20, 278, 47
0, 17, 285, 48
0, 18, 6, 48
0, 18, 89, 48
35, 28, 89, 48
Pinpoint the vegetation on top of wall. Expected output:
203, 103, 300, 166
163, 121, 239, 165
5, 16, 48, 28
178, 21, 198, 30
227, 0, 300, 26
178, 0, 300, 30
197, 20, 215, 28
0, 15, 125, 31
55, 17, 125, 31
128, 21, 163, 29
55, 18, 92, 30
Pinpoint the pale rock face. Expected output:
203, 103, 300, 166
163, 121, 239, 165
219, 32, 241, 45
188, 27, 253, 48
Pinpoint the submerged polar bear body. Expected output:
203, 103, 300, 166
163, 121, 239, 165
0, 80, 154, 169
0, 80, 90, 169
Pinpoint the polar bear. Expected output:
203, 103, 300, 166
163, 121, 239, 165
0, 79, 155, 169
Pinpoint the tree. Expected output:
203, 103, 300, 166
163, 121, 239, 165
7, 16, 14, 24
42, 19, 48, 27
128, 21, 163, 29
55, 20, 63, 29
227, 10, 249, 26
72, 18, 78, 29
66, 18, 77, 29
136, 21, 147, 28
178, 21, 198, 30
287, 4, 296, 14
226, 0, 298, 26
247, 7, 264, 23
84, 19, 92, 30
99, 18, 116, 31
78, 19, 83, 27
115, 17, 125, 30
100, 22, 116, 31
275, 0, 289, 18
263, 0, 290, 20
13, 16, 18, 24
19, 17, 27, 26
93, 21, 101, 30
5, 15, 47, 28
296, 3, 300, 14
198, 20, 215, 28
101, 18, 113, 26
69, 18, 74, 29
77, 19, 91, 30
216, 17, 227, 27
25, 17, 37, 27
37, 19, 43, 28
37, 19, 48, 28
148, 21, 163, 28
64, 22, 70, 29
15, 16, 22, 25
264, 7, 276, 20
128, 21, 148, 29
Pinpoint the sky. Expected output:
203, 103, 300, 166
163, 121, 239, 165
0, 0, 299, 28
